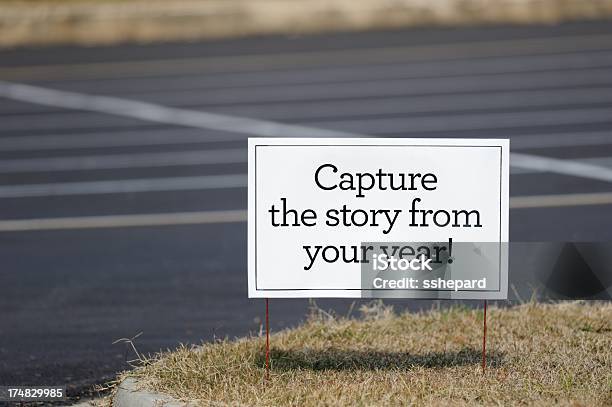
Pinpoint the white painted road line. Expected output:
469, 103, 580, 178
0, 129, 609, 154
209, 87, 612, 122
2, 81, 612, 185
0, 151, 611, 196
510, 131, 612, 149
3, 147, 612, 175
510, 192, 612, 209
124, 68, 612, 106
0, 149, 246, 173
307, 106, 612, 135
0, 81, 356, 138
0, 174, 247, 198
6, 85, 612, 130
510, 152, 612, 183
1, 192, 611, 231
0, 146, 609, 192
0, 210, 248, 232
0, 128, 244, 152
511, 156, 612, 175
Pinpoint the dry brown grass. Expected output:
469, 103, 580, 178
2, 0, 612, 48
121, 301, 611, 406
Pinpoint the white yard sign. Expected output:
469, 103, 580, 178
248, 138, 509, 299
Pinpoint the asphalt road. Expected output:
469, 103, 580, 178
1, 20, 612, 399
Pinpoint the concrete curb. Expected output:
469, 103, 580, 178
113, 378, 194, 407
2, 0, 612, 48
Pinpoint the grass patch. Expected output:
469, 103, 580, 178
120, 301, 611, 406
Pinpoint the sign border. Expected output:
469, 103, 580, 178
248, 138, 509, 299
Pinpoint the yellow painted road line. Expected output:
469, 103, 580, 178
0, 210, 248, 232
510, 192, 612, 209
0, 193, 611, 232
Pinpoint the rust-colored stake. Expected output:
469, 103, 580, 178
482, 300, 487, 374
265, 298, 270, 381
